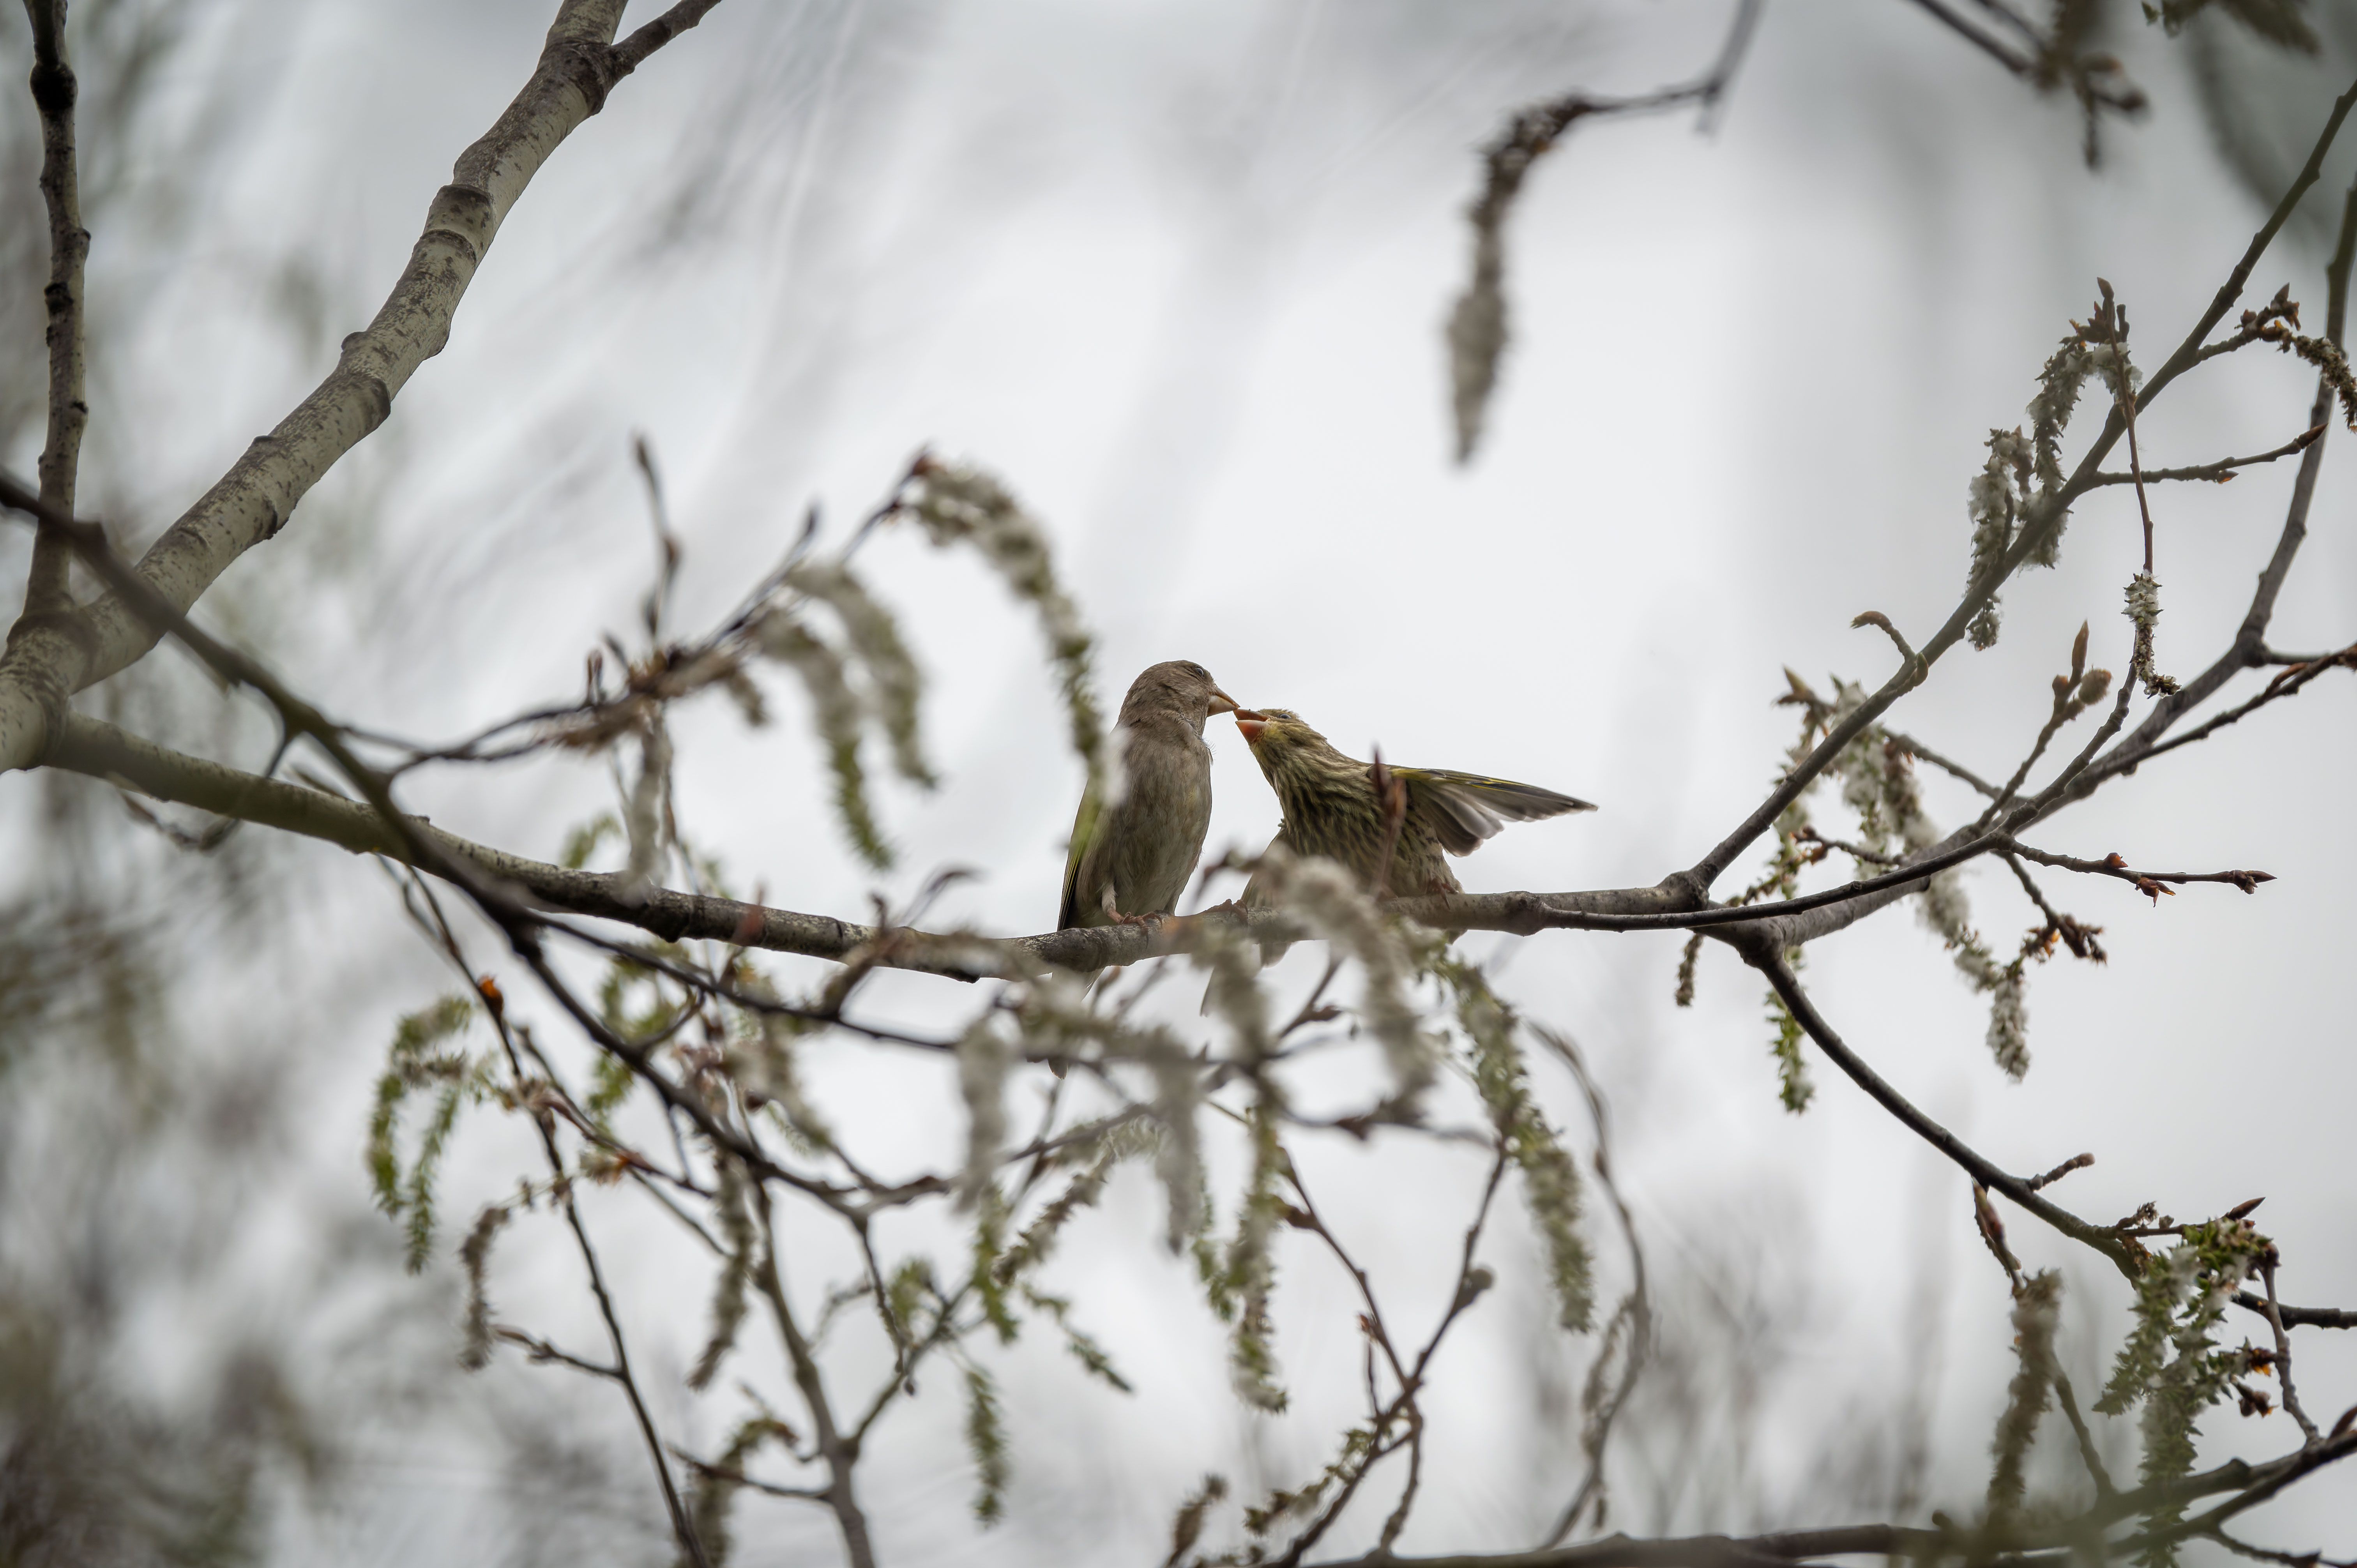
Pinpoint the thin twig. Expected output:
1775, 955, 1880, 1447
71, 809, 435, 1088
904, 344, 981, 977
1902, 0, 2035, 75
668, 1446, 829, 1504
1686, 71, 2357, 893
1975, 623, 2107, 828
1884, 730, 2002, 798
2087, 423, 2325, 487
396, 865, 710, 1567
2053, 1370, 2117, 1499
2002, 839, 2274, 897
1752, 954, 2134, 1275
493, 1326, 621, 1381
2261, 1258, 2321, 1443
749, 1183, 878, 1568
2090, 641, 2357, 780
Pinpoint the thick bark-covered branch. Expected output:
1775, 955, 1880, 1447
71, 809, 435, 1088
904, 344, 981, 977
43, 707, 2276, 993
0, 0, 719, 772
46, 713, 964, 968
42, 715, 1749, 977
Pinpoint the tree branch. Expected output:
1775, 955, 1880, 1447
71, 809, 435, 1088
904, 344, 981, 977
1885, 730, 2001, 798
12, 0, 89, 622
2086, 423, 2324, 487
611, 0, 725, 74
1901, 0, 2034, 77
2058, 166, 2357, 798
0, 0, 723, 773
2232, 1293, 2357, 1330
28, 697, 2243, 996
556, 1176, 711, 1566
1750, 954, 2136, 1274
749, 1183, 877, 1568
411, 874, 710, 1567
1686, 72, 2357, 893
2001, 840, 2274, 896
46, 712, 960, 964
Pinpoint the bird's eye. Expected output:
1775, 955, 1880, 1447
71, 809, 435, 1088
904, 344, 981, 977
1183, 662, 1207, 678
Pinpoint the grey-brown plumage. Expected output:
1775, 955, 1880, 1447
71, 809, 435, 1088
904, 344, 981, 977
1058, 662, 1239, 948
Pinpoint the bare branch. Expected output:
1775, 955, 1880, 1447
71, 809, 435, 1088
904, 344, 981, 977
1689, 72, 2357, 892
12, 0, 89, 622
2002, 839, 2276, 897
1751, 954, 2135, 1274
2258, 1258, 2320, 1443
1884, 730, 2001, 798
1901, 0, 2035, 76
493, 1326, 621, 1381
2087, 423, 2325, 487
412, 883, 711, 1568
749, 1184, 878, 1568
1750, 955, 2357, 1345
2232, 1294, 2357, 1330
2088, 639, 2357, 781
0, 0, 725, 773
555, 1171, 711, 1566
2061, 168, 2357, 799
668, 1447, 828, 1504
611, 0, 724, 75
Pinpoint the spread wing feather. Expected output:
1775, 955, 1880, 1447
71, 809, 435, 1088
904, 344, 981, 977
1397, 768, 1596, 857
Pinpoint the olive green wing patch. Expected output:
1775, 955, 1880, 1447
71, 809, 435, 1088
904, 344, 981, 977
1058, 776, 1105, 930
1396, 768, 1596, 856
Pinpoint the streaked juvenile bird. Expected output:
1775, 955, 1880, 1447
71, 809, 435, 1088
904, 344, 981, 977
1058, 662, 1239, 959
1233, 706, 1594, 899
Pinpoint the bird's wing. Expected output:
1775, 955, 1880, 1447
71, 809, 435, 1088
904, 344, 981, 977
1058, 776, 1105, 930
1397, 768, 1596, 856
1238, 823, 1292, 909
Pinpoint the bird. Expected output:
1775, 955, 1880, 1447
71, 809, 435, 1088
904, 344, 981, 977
1057, 661, 1239, 980
1233, 705, 1594, 902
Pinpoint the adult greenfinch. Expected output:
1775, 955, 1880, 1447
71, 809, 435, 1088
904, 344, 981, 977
1233, 706, 1593, 899
1058, 662, 1239, 960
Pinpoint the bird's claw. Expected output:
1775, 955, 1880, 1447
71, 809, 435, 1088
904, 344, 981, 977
1112, 909, 1165, 929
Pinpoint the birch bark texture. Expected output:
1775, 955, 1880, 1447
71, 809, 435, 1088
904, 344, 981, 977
0, 0, 716, 772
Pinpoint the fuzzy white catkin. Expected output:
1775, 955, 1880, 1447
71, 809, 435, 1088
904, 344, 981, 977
619, 718, 671, 900
783, 560, 936, 788
905, 463, 1107, 792
1250, 843, 1439, 1110
954, 1017, 1014, 1210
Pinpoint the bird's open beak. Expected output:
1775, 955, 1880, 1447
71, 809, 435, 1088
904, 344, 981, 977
1232, 708, 1268, 742
1209, 687, 1239, 715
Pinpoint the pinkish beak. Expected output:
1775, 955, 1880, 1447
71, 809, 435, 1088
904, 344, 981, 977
1232, 708, 1268, 742
1209, 687, 1239, 715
